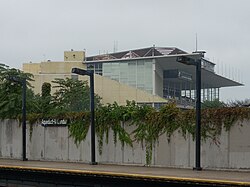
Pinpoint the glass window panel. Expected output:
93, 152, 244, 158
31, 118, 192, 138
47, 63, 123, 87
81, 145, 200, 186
101, 60, 154, 93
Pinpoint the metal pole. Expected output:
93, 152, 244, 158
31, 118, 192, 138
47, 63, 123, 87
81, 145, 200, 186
194, 60, 202, 170
22, 79, 27, 161
90, 72, 97, 165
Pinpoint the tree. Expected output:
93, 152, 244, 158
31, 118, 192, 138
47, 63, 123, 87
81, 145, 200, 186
26, 82, 53, 115
202, 99, 225, 109
0, 63, 34, 119
52, 78, 101, 112
0, 64, 102, 118
40, 82, 52, 114
42, 82, 51, 98
227, 99, 250, 107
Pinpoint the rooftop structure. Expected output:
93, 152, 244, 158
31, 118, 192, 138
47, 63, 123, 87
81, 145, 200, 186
86, 47, 187, 61
86, 46, 242, 107
64, 49, 85, 62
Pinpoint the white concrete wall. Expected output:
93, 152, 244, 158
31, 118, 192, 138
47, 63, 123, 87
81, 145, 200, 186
1, 120, 250, 169
0, 120, 22, 159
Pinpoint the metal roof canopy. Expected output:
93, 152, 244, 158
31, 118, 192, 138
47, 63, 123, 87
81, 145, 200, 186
156, 54, 243, 89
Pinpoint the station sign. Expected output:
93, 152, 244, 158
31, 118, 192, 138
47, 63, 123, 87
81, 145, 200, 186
41, 119, 67, 127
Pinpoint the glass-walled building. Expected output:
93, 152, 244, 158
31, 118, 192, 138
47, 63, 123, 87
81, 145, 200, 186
86, 47, 242, 107
87, 59, 154, 94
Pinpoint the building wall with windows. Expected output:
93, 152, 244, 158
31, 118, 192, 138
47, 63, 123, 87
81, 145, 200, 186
154, 60, 164, 97
94, 74, 167, 105
22, 57, 167, 106
86, 58, 220, 107
87, 59, 154, 95
22, 48, 242, 108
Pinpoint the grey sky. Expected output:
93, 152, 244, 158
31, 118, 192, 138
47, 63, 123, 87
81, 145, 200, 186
1, 0, 250, 101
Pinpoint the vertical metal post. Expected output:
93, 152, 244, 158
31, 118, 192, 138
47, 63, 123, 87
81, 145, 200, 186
89, 72, 97, 165
176, 54, 204, 170
71, 68, 97, 165
194, 60, 202, 170
203, 84, 205, 101
22, 79, 27, 161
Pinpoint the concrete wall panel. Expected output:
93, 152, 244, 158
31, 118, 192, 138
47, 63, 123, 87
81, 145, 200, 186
44, 127, 69, 161
96, 129, 123, 164
27, 124, 45, 160
201, 128, 229, 168
1, 120, 22, 159
1, 120, 250, 169
123, 125, 146, 165
170, 131, 190, 167
229, 121, 250, 168
155, 133, 171, 166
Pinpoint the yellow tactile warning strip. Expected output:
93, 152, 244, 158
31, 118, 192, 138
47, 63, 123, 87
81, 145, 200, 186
0, 164, 250, 186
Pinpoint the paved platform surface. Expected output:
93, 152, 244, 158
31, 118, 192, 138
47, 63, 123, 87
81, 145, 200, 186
0, 159, 250, 186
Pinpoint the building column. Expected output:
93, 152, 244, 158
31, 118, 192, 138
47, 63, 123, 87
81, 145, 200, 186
152, 59, 156, 95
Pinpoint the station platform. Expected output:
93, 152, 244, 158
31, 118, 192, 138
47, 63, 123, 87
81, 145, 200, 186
0, 159, 250, 186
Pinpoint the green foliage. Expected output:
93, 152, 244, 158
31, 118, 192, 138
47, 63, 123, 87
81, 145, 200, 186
91, 102, 250, 165
202, 99, 226, 109
227, 99, 250, 107
25, 100, 250, 166
52, 78, 101, 113
40, 82, 52, 114
42, 82, 51, 97
67, 112, 90, 145
95, 101, 134, 154
0, 64, 34, 119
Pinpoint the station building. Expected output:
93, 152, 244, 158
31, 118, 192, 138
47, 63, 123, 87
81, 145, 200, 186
23, 47, 242, 108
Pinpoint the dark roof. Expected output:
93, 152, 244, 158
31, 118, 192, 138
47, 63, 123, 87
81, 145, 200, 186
86, 47, 187, 61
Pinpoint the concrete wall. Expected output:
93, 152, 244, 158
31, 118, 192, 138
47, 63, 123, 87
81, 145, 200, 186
23, 61, 86, 94
94, 74, 167, 105
64, 51, 85, 61
1, 120, 250, 169
23, 61, 167, 105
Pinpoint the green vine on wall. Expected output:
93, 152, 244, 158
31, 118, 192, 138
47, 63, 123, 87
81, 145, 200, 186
95, 101, 134, 154
26, 103, 250, 165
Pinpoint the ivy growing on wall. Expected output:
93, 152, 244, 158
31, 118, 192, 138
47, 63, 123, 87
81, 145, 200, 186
26, 101, 250, 165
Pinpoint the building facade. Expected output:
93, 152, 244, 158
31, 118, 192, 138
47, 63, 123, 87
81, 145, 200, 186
23, 47, 242, 108
86, 47, 242, 106
23, 49, 167, 107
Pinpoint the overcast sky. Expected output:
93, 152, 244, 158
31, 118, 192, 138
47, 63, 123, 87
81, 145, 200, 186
0, 0, 249, 101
